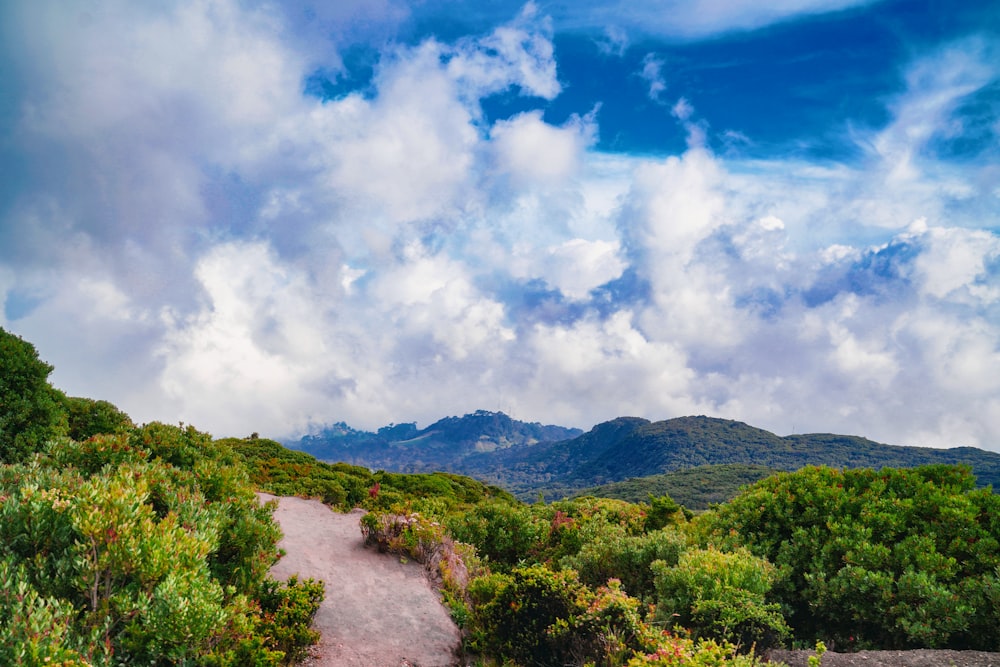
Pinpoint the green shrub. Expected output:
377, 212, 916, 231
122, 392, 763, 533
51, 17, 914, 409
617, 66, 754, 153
62, 397, 134, 441
708, 465, 1000, 649
256, 575, 324, 665
627, 634, 776, 667
644, 493, 683, 532
652, 547, 789, 651
0, 327, 68, 463
560, 579, 661, 666
446, 500, 549, 570
0, 559, 90, 666
563, 525, 687, 601
467, 564, 589, 667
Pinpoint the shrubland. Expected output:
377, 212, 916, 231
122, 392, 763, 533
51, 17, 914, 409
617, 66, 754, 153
5, 324, 1000, 666
0, 328, 322, 665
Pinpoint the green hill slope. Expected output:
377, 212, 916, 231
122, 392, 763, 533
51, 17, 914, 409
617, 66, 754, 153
293, 413, 1000, 501
573, 464, 779, 510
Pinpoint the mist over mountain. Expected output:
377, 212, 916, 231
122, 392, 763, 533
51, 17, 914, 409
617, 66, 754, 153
290, 412, 1000, 501
292, 410, 582, 473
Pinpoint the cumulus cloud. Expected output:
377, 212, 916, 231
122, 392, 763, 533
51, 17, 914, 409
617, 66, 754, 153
490, 111, 597, 186
1, 0, 999, 452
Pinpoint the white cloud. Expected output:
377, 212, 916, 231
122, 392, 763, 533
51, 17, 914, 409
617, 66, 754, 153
446, 2, 560, 100
312, 43, 479, 225
552, 0, 877, 39
519, 311, 704, 425
490, 111, 596, 186
912, 225, 1000, 301
158, 242, 335, 435
596, 25, 630, 56
511, 238, 626, 300
2, 0, 999, 454
640, 54, 667, 101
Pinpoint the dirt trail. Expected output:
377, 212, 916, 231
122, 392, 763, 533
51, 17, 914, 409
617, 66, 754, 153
259, 494, 462, 667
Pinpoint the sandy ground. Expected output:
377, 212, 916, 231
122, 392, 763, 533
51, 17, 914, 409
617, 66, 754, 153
259, 494, 462, 667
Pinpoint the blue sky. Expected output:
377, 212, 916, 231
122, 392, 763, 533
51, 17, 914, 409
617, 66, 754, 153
1, 0, 999, 450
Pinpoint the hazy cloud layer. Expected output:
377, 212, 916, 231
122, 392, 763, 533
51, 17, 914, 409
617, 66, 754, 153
1, 1, 998, 450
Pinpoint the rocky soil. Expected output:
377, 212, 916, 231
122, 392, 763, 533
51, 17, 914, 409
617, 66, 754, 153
768, 649, 999, 667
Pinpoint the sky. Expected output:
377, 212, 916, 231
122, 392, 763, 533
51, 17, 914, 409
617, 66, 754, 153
1, 0, 999, 450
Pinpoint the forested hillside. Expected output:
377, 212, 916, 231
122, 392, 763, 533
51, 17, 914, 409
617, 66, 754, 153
294, 413, 1000, 500
574, 464, 779, 510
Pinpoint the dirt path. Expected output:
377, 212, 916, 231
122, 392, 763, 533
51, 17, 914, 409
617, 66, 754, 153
259, 494, 462, 667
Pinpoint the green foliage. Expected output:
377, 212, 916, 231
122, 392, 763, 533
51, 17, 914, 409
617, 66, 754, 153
627, 634, 777, 667
0, 327, 68, 463
651, 548, 789, 651
256, 575, 324, 665
446, 499, 550, 570
225, 435, 515, 513
707, 464, 1000, 650
0, 427, 318, 665
43, 432, 148, 475
223, 436, 371, 510
563, 525, 687, 601
577, 465, 778, 511
808, 640, 827, 667
0, 559, 90, 665
563, 579, 661, 666
644, 493, 683, 531
467, 564, 591, 667
62, 396, 134, 441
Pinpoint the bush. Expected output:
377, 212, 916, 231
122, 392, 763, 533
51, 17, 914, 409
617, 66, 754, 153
708, 465, 1000, 649
467, 564, 589, 667
652, 547, 789, 651
62, 397, 133, 441
628, 634, 776, 667
563, 525, 687, 601
445, 500, 549, 570
0, 432, 321, 665
0, 559, 91, 665
256, 575, 324, 665
0, 327, 68, 463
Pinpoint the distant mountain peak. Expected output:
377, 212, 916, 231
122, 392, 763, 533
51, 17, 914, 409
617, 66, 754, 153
290, 412, 1000, 501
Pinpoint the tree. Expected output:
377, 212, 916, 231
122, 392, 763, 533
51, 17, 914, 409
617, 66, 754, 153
0, 327, 68, 462
63, 396, 134, 441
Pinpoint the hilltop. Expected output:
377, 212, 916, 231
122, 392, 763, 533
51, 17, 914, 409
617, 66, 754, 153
291, 412, 1000, 501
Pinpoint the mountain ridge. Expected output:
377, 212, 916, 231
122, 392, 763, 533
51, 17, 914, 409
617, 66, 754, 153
289, 411, 1000, 500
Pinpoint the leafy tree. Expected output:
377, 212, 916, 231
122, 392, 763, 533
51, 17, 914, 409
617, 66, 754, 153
62, 396, 134, 441
0, 327, 68, 462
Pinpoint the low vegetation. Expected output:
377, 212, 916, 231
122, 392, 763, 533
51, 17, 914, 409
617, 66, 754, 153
4, 324, 1000, 666
0, 328, 322, 665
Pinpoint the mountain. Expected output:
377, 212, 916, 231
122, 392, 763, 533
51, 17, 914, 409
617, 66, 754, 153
572, 464, 780, 510
290, 413, 1000, 502
292, 410, 583, 473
